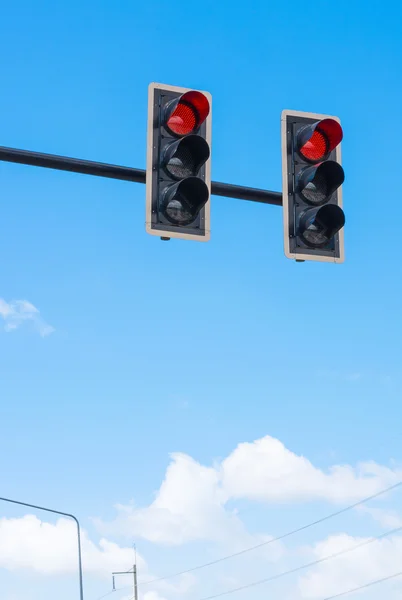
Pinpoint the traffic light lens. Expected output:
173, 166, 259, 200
303, 229, 325, 247
302, 171, 328, 204
300, 205, 345, 247
162, 177, 209, 227
167, 102, 197, 136
163, 135, 210, 180
298, 119, 343, 163
300, 130, 328, 162
165, 92, 210, 136
165, 145, 195, 179
164, 197, 194, 225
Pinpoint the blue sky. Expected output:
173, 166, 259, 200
0, 1, 402, 600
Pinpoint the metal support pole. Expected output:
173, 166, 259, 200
134, 563, 138, 600
113, 564, 138, 600
0, 146, 282, 206
0, 496, 84, 600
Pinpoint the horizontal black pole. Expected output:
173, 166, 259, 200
211, 180, 282, 206
0, 146, 145, 182
0, 146, 282, 206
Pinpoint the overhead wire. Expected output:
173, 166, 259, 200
192, 523, 402, 600
123, 526, 402, 600
96, 480, 402, 600
138, 480, 402, 586
322, 570, 402, 600
125, 571, 402, 600
95, 586, 132, 600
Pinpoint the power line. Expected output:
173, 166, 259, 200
322, 570, 402, 600
193, 524, 402, 600
138, 480, 402, 586
95, 590, 115, 600
97, 481, 402, 600
121, 527, 402, 600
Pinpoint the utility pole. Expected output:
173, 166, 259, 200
133, 562, 138, 600
112, 561, 138, 600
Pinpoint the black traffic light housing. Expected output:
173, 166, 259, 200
146, 83, 212, 241
281, 110, 345, 263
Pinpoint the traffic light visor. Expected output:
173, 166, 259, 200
298, 161, 345, 206
300, 204, 345, 247
298, 118, 343, 163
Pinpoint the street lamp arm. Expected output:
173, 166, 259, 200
0, 496, 84, 600
0, 495, 75, 520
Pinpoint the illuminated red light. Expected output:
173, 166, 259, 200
299, 119, 343, 163
167, 103, 197, 136
300, 130, 328, 161
166, 91, 210, 136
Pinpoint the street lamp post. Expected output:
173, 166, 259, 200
0, 496, 84, 600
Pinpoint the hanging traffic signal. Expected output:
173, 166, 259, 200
281, 110, 345, 263
146, 83, 212, 241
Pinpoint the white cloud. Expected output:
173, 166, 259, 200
96, 436, 401, 546
97, 453, 263, 550
143, 591, 168, 600
298, 532, 402, 599
1, 437, 401, 600
0, 298, 54, 337
0, 515, 136, 578
0, 515, 200, 600
221, 436, 401, 503
356, 505, 402, 529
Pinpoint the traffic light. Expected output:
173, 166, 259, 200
146, 83, 212, 241
281, 110, 345, 263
